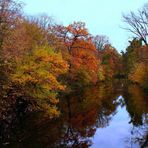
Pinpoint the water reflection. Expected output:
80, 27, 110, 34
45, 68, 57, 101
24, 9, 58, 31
57, 84, 119, 147
123, 85, 148, 148
0, 81, 148, 148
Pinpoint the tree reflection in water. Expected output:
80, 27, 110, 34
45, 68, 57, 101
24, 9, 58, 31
0, 81, 148, 148
123, 84, 148, 148
57, 83, 119, 147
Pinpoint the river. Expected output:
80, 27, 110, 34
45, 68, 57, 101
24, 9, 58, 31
1, 81, 148, 148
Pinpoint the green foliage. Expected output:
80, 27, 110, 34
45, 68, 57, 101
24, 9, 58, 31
100, 45, 122, 80
98, 66, 105, 81
122, 38, 142, 76
123, 38, 148, 90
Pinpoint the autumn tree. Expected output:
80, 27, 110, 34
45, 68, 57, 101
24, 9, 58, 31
0, 9, 68, 117
122, 38, 148, 90
0, 0, 22, 48
129, 62, 148, 89
100, 44, 122, 80
127, 45, 148, 89
122, 38, 142, 77
0, 0, 22, 85
50, 22, 101, 86
11, 45, 68, 117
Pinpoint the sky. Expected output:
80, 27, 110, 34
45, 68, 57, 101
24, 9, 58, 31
22, 0, 148, 52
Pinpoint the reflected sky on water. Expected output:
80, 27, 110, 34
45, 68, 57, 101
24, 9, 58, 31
91, 96, 139, 148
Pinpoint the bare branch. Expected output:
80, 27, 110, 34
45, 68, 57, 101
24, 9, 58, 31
122, 5, 148, 45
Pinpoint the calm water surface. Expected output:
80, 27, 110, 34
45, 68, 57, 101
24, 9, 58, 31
0, 81, 148, 148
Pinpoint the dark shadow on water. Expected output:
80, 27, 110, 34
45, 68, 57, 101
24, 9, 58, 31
0, 80, 148, 148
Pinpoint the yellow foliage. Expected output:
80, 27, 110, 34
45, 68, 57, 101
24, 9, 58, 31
98, 66, 105, 81
11, 45, 68, 117
129, 62, 148, 88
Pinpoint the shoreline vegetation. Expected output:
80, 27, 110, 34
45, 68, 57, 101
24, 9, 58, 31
0, 0, 147, 121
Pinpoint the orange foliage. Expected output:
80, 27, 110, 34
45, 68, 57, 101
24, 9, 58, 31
52, 22, 100, 85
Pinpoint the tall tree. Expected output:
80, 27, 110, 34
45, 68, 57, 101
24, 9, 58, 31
101, 44, 122, 79
0, 0, 22, 48
122, 4, 148, 45
11, 45, 68, 117
50, 22, 100, 85
0, 0, 22, 85
122, 38, 143, 77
